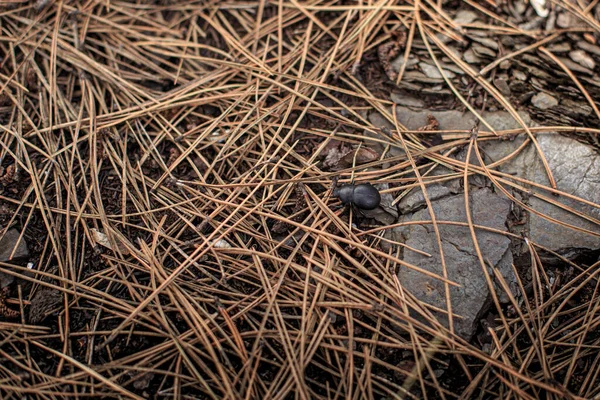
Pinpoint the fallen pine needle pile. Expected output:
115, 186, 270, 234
0, 1, 599, 399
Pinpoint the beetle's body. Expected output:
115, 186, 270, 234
334, 183, 381, 210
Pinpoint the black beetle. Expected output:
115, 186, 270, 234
333, 183, 381, 210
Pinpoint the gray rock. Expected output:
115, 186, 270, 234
390, 93, 425, 108
546, 42, 571, 53
391, 54, 419, 75
518, 16, 545, 31
494, 76, 511, 96
468, 35, 499, 50
463, 48, 482, 64
545, 10, 556, 31
398, 184, 452, 214
529, 77, 546, 91
522, 135, 600, 251
368, 111, 393, 131
0, 274, 12, 288
577, 41, 600, 57
453, 10, 478, 25
391, 188, 514, 339
499, 60, 512, 70
484, 133, 600, 252
513, 70, 528, 81
556, 12, 586, 29
435, 33, 453, 45
419, 63, 456, 79
0, 229, 28, 261
0, 229, 29, 288
513, 0, 527, 16
471, 44, 497, 58
560, 99, 593, 116
531, 92, 558, 109
569, 50, 595, 70
403, 71, 444, 84
436, 62, 466, 75
444, 46, 463, 60
366, 111, 405, 158
393, 105, 531, 132
556, 56, 594, 75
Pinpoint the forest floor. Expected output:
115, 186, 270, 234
1, 0, 600, 399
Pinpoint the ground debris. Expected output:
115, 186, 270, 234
417, 114, 440, 131
0, 229, 29, 288
378, 31, 407, 81
1, 0, 599, 398
0, 287, 19, 319
531, 92, 558, 109
28, 287, 62, 324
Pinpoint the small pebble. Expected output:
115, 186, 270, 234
453, 10, 478, 25
499, 60, 511, 70
471, 44, 497, 58
569, 50, 596, 70
556, 12, 585, 29
463, 48, 481, 64
494, 76, 511, 96
531, 92, 558, 110
577, 40, 600, 57
419, 62, 456, 79
531, 0, 549, 17
546, 42, 571, 53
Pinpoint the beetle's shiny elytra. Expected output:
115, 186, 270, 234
333, 183, 381, 210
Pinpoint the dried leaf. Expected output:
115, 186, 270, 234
340, 147, 380, 166
418, 115, 440, 131
0, 165, 16, 185
322, 141, 353, 168
377, 31, 407, 81
91, 228, 131, 255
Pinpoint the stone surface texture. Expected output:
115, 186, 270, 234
384, 101, 600, 252
398, 184, 453, 214
479, 133, 600, 251
390, 105, 531, 132
520, 135, 600, 251
391, 188, 514, 339
379, 101, 600, 339
531, 92, 559, 110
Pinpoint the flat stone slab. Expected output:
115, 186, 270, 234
369, 104, 531, 133
522, 135, 600, 251
393, 106, 531, 132
378, 102, 600, 253
388, 188, 514, 339
398, 184, 453, 214
479, 133, 600, 252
